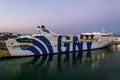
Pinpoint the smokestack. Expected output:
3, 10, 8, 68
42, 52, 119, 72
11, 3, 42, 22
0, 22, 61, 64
37, 25, 41, 33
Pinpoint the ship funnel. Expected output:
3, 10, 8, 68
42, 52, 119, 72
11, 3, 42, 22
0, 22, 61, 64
37, 25, 41, 33
41, 25, 45, 29
37, 25, 50, 34
37, 25, 57, 35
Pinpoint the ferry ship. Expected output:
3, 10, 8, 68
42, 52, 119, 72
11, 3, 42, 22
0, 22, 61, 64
5, 25, 113, 57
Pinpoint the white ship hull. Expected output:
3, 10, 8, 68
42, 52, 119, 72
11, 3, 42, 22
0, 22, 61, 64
5, 26, 114, 57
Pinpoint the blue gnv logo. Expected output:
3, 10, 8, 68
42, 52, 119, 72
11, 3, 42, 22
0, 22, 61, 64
16, 35, 94, 54
57, 35, 94, 53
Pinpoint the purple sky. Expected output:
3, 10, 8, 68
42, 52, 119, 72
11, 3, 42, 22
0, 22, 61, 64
0, 0, 120, 34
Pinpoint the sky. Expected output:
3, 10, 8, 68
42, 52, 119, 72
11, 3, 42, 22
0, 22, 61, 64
0, 0, 120, 34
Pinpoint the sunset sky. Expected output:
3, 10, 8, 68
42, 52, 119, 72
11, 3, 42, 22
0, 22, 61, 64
0, 0, 120, 34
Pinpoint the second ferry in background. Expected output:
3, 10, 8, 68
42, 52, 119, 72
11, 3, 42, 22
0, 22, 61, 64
5, 25, 113, 57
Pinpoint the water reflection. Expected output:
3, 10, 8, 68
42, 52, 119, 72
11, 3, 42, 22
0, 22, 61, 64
0, 47, 114, 80
57, 54, 62, 71
19, 49, 111, 73
86, 50, 91, 58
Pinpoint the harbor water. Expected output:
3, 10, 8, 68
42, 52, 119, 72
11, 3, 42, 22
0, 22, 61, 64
0, 45, 120, 80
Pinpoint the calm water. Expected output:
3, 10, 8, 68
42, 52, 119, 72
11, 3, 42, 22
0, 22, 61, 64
0, 45, 120, 80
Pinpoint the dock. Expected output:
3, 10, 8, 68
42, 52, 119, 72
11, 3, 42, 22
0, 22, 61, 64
113, 37, 120, 44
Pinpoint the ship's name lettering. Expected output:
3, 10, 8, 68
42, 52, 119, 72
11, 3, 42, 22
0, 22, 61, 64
57, 35, 94, 52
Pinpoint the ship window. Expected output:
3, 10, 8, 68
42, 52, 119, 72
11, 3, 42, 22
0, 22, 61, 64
101, 35, 111, 37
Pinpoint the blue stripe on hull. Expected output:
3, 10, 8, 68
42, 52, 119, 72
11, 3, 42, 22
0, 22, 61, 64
16, 38, 47, 54
32, 39, 47, 54
19, 45, 40, 55
35, 36, 53, 53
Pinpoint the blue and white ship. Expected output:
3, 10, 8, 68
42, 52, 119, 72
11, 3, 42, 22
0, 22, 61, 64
5, 25, 113, 57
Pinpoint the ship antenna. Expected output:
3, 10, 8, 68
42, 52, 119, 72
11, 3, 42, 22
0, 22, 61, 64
102, 28, 105, 33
